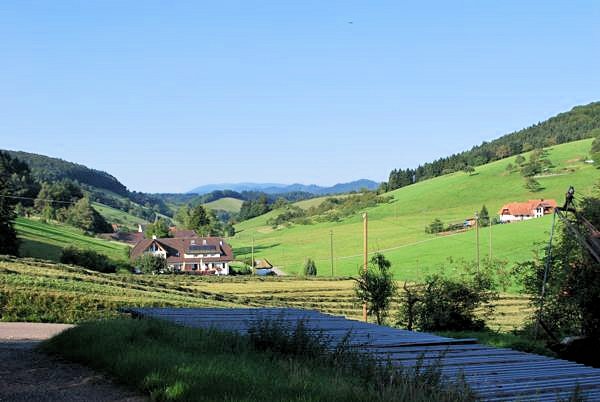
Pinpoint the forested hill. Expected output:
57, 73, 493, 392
3, 150, 129, 196
387, 101, 600, 190
3, 150, 172, 217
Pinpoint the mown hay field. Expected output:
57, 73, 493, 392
1, 257, 532, 330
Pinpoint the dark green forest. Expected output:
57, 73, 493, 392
2, 150, 172, 220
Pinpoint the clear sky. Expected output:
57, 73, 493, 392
1, 1, 599, 193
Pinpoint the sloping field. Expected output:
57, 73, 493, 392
232, 139, 598, 278
203, 197, 244, 213
0, 257, 530, 330
15, 217, 130, 262
92, 202, 149, 231
0, 256, 243, 323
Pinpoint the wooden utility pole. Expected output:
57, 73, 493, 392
251, 236, 255, 273
330, 230, 334, 277
363, 212, 368, 322
489, 220, 493, 262
475, 212, 480, 272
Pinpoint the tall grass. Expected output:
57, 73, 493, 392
41, 318, 477, 402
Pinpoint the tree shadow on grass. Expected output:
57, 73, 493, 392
234, 243, 281, 257
18, 239, 62, 262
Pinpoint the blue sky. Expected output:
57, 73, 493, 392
1, 1, 599, 193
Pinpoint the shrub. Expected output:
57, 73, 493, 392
60, 246, 116, 273
354, 253, 397, 325
398, 272, 497, 332
425, 218, 444, 234
303, 258, 317, 276
134, 254, 168, 274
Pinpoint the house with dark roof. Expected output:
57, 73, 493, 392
498, 199, 557, 223
130, 236, 234, 275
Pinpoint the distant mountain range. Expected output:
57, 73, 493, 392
187, 179, 380, 196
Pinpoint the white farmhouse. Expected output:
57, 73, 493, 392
498, 199, 557, 223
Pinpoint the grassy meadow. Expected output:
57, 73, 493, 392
231, 139, 598, 278
92, 202, 150, 231
15, 217, 131, 263
204, 197, 244, 213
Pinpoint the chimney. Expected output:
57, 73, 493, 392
219, 240, 223, 246
152, 235, 157, 240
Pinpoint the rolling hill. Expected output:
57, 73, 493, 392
203, 197, 244, 213
231, 139, 599, 279
188, 179, 379, 195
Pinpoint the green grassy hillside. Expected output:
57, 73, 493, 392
15, 217, 130, 262
232, 139, 598, 278
203, 197, 244, 213
92, 202, 150, 231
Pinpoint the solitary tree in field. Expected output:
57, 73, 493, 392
354, 253, 397, 325
479, 205, 490, 227
463, 165, 475, 175
304, 258, 317, 276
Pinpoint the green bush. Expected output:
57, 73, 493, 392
303, 258, 317, 276
134, 254, 168, 274
425, 218, 444, 234
398, 272, 497, 332
60, 246, 116, 273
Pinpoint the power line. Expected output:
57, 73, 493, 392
0, 194, 78, 205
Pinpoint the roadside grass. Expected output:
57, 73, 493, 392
40, 318, 476, 402
15, 217, 130, 263
231, 139, 597, 278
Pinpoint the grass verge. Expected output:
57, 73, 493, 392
41, 318, 477, 402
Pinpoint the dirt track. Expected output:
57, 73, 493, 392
0, 323, 146, 402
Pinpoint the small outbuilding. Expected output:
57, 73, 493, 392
254, 259, 274, 276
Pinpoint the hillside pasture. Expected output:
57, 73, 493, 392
203, 197, 244, 213
15, 217, 130, 263
232, 139, 598, 278
92, 202, 149, 231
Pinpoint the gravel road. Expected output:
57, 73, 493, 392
0, 323, 146, 402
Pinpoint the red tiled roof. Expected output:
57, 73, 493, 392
499, 199, 557, 216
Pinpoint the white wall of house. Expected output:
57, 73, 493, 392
183, 253, 221, 259
500, 214, 533, 223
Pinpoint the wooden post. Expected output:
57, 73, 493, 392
489, 220, 493, 262
363, 212, 368, 322
475, 212, 480, 272
330, 230, 334, 277
251, 236, 255, 274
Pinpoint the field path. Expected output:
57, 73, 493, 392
0, 323, 146, 402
